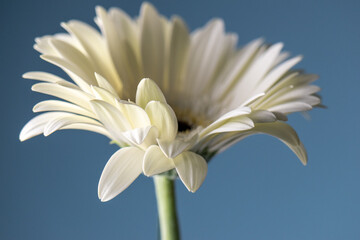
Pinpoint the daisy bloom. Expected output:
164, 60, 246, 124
20, 2, 321, 208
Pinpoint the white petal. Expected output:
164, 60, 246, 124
272, 112, 288, 121
253, 73, 319, 110
212, 107, 251, 125
98, 147, 144, 202
44, 114, 101, 136
140, 126, 159, 148
50, 38, 94, 81
145, 101, 178, 141
268, 85, 321, 106
240, 93, 265, 107
33, 100, 96, 118
253, 122, 307, 165
143, 145, 175, 176
256, 56, 303, 93
267, 102, 312, 114
61, 123, 112, 139
135, 78, 167, 109
23, 71, 74, 86
215, 38, 264, 100
249, 110, 277, 123
157, 133, 198, 159
231, 43, 284, 105
301, 96, 321, 106
61, 20, 123, 94
198, 131, 246, 154
272, 51, 290, 67
34, 36, 57, 55
31, 82, 93, 110
20, 112, 109, 141
166, 17, 190, 97
94, 73, 118, 96
174, 151, 207, 193
107, 7, 139, 58
20, 112, 65, 141
40, 55, 93, 92
206, 117, 254, 135
122, 126, 155, 145
91, 85, 118, 104
90, 100, 132, 143
95, 6, 141, 98
139, 3, 165, 87
200, 106, 251, 137
185, 19, 228, 95
116, 101, 151, 129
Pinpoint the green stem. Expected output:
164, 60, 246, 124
154, 175, 180, 240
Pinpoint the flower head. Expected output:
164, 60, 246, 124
20, 3, 321, 201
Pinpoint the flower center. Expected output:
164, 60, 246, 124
177, 120, 192, 132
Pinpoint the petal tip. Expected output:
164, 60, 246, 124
98, 187, 112, 202
22, 73, 30, 79
99, 195, 111, 202
19, 134, 26, 142
141, 2, 156, 13
95, 5, 106, 16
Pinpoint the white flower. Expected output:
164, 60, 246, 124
20, 2, 321, 201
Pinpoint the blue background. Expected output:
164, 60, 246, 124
1, 0, 359, 239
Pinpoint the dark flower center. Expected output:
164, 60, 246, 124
178, 121, 192, 132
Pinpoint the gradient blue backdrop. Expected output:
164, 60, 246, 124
1, 0, 359, 239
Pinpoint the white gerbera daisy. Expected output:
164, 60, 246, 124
20, 2, 321, 202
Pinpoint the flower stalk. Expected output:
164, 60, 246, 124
154, 175, 180, 240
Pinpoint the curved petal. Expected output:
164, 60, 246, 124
43, 114, 101, 136
139, 2, 165, 87
61, 123, 112, 139
212, 122, 307, 165
174, 151, 207, 193
145, 101, 178, 141
90, 100, 132, 143
252, 122, 308, 165
95, 6, 140, 99
157, 133, 198, 159
98, 147, 144, 202
143, 145, 175, 176
61, 20, 123, 94
23, 71, 74, 86
20, 112, 109, 141
33, 100, 96, 118
122, 126, 155, 145
231, 43, 284, 105
31, 82, 93, 110
256, 56, 303, 93
116, 101, 151, 129
205, 116, 254, 135
20, 112, 66, 141
94, 73, 118, 96
50, 38, 94, 81
184, 19, 233, 98
200, 106, 252, 137
267, 102, 312, 114
40, 55, 93, 92
166, 17, 190, 97
91, 85, 118, 104
215, 38, 264, 100
136, 78, 166, 109
249, 110, 277, 123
